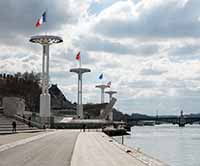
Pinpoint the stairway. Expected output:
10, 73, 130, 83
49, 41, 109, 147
0, 113, 38, 134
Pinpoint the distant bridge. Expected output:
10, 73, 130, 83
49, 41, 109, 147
128, 110, 200, 127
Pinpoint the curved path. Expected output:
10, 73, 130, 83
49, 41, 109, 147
0, 130, 79, 166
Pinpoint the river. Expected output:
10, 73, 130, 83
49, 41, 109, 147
115, 124, 200, 166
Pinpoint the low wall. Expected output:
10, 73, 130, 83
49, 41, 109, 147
53, 120, 125, 129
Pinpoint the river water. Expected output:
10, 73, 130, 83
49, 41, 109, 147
115, 124, 200, 166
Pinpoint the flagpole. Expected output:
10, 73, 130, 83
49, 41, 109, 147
79, 56, 81, 68
101, 73, 103, 85
45, 9, 48, 36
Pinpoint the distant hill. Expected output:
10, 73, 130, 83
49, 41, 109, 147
0, 72, 75, 112
113, 109, 151, 122
49, 84, 75, 110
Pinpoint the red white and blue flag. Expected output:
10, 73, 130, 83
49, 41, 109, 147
36, 11, 47, 28
107, 81, 111, 87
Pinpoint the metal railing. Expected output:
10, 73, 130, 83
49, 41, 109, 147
14, 114, 43, 129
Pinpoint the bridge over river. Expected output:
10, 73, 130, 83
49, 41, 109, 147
128, 110, 200, 127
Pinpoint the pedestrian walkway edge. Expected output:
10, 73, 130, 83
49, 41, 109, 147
0, 130, 58, 152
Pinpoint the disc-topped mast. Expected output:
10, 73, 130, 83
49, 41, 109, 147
30, 35, 63, 126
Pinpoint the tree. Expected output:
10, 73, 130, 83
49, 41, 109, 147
0, 71, 42, 112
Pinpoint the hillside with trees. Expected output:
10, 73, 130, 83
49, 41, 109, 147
0, 72, 75, 113
0, 72, 41, 112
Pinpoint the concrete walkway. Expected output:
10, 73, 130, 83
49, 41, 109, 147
0, 130, 79, 166
71, 132, 167, 166
0, 130, 167, 166
0, 131, 49, 145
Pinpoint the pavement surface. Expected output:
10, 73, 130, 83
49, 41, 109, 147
71, 132, 166, 166
0, 130, 79, 166
0, 131, 46, 145
0, 130, 166, 166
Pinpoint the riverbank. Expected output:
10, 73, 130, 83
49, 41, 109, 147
0, 130, 167, 166
123, 125, 200, 166
71, 132, 167, 166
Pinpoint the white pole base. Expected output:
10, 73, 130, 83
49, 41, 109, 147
40, 94, 51, 126
77, 104, 83, 119
109, 111, 113, 121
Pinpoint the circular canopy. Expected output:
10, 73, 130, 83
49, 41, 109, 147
96, 84, 110, 89
70, 68, 91, 74
30, 35, 63, 45
105, 91, 117, 95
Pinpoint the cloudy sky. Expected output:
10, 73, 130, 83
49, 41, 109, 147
1, 0, 200, 115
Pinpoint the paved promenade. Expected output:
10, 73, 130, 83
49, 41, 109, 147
71, 132, 166, 166
0, 130, 167, 166
0, 131, 47, 145
0, 130, 79, 166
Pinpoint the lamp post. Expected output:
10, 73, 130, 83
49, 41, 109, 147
70, 68, 91, 119
30, 35, 63, 126
95, 84, 110, 103
105, 91, 117, 102
105, 91, 117, 121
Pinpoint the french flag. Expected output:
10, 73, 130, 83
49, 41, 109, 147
107, 81, 111, 87
36, 11, 47, 28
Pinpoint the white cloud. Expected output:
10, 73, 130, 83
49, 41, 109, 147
93, 0, 200, 39
1, 0, 200, 115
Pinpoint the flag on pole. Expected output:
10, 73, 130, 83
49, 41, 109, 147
99, 73, 103, 80
107, 81, 111, 87
76, 52, 80, 60
36, 11, 47, 28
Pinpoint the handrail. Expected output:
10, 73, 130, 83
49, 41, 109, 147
14, 114, 43, 129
